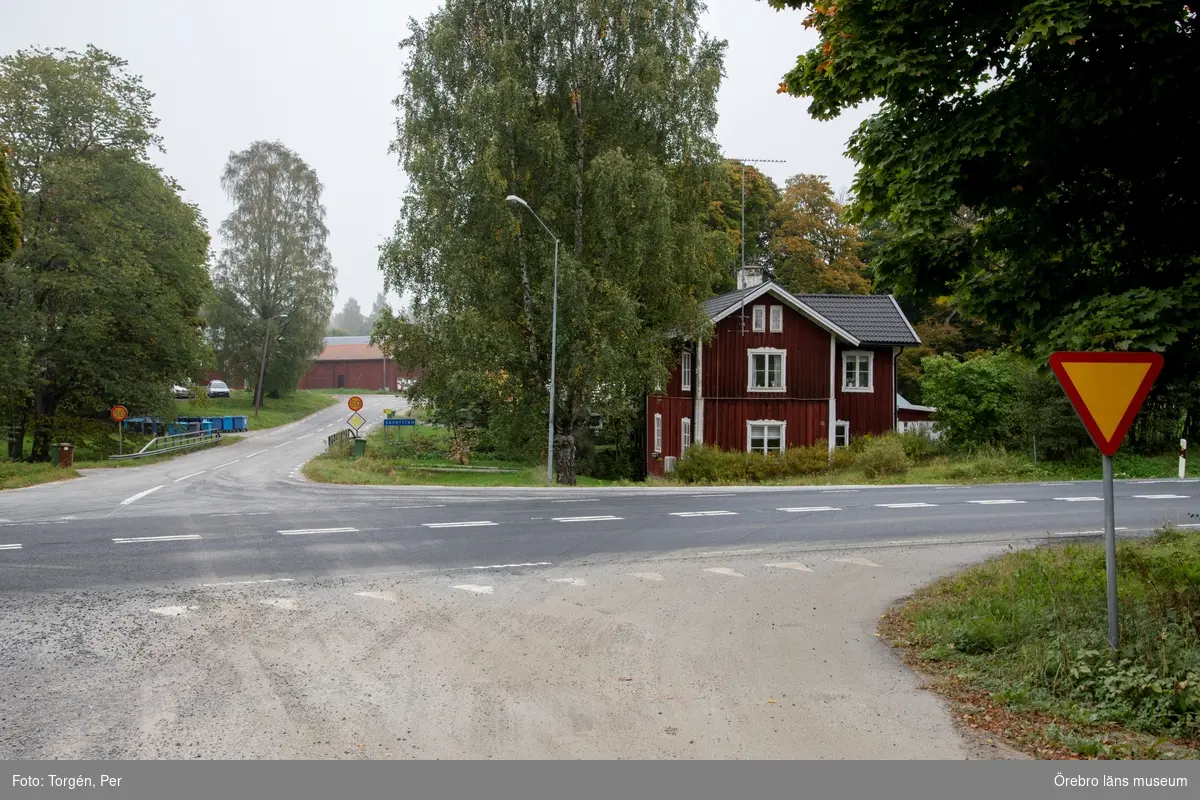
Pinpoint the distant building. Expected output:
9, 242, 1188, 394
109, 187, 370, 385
298, 336, 410, 390
896, 394, 939, 437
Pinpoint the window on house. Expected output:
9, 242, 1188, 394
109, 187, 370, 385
748, 349, 786, 392
653, 413, 662, 454
681, 417, 692, 454
842, 351, 874, 391
747, 421, 785, 455
681, 351, 692, 392
752, 305, 766, 332
834, 420, 850, 448
769, 305, 783, 333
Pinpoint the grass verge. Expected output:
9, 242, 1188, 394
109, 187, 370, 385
880, 529, 1200, 760
175, 389, 336, 431
0, 461, 79, 490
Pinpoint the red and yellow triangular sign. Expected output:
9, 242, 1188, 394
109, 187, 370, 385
1049, 352, 1164, 457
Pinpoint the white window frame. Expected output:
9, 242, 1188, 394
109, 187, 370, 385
834, 420, 850, 448
751, 305, 766, 333
653, 413, 662, 454
681, 417, 692, 454
769, 305, 783, 333
681, 350, 692, 392
747, 347, 787, 393
842, 350, 874, 392
746, 420, 787, 455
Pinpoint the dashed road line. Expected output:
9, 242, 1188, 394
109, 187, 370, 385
1055, 496, 1102, 502
272, 441, 294, 449
423, 520, 498, 528
821, 489, 859, 493
875, 502, 937, 509
766, 562, 813, 572
113, 534, 202, 544
777, 506, 840, 513
354, 590, 398, 602
120, 485, 165, 506
1133, 494, 1189, 500
551, 515, 623, 523
279, 526, 358, 536
472, 562, 551, 570
452, 584, 494, 594
1052, 528, 1128, 537
670, 510, 738, 517
968, 499, 1026, 505
888, 538, 949, 545
691, 492, 735, 497
629, 572, 665, 581
391, 504, 446, 509
0, 543, 22, 551
212, 459, 242, 470
698, 548, 764, 557
173, 470, 207, 483
703, 567, 745, 578
201, 578, 295, 587
547, 578, 587, 586
833, 557, 881, 567
551, 498, 599, 503
244, 449, 269, 459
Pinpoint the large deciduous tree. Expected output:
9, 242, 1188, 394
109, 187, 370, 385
379, 0, 728, 485
210, 141, 335, 406
0, 46, 210, 461
768, 1, 1200, 435
706, 161, 778, 291
769, 173, 868, 295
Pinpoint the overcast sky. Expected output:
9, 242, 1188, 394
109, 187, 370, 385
4, 1, 876, 312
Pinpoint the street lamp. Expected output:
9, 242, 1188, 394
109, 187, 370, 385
255, 313, 288, 417
506, 194, 559, 487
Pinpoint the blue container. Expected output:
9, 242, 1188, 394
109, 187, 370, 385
222, 416, 233, 431
201, 421, 213, 433
235, 416, 248, 432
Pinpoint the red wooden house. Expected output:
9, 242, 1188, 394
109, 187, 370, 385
645, 267, 921, 477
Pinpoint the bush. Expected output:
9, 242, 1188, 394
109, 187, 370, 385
674, 444, 747, 483
856, 435, 910, 478
931, 446, 1036, 481
899, 429, 944, 461
784, 444, 832, 475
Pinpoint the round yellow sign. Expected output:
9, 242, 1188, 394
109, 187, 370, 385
347, 396, 364, 412
110, 405, 129, 422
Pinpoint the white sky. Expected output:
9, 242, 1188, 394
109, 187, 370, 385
3, 0, 876, 311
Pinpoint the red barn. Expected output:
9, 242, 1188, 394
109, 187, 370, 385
646, 267, 922, 477
298, 336, 410, 391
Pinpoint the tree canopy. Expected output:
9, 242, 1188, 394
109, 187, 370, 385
769, 173, 869, 295
0, 149, 18, 260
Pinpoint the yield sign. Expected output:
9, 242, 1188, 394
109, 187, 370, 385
1049, 352, 1164, 457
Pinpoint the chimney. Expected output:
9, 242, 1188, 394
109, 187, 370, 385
736, 266, 765, 291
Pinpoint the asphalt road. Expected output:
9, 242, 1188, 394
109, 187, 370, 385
1, 393, 1196, 594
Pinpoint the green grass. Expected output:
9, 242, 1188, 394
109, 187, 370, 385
175, 389, 335, 430
0, 460, 79, 490
881, 528, 1200, 759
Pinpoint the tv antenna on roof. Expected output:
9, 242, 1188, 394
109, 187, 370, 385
727, 157, 787, 335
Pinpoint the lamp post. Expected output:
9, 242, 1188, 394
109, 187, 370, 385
254, 313, 287, 417
506, 194, 559, 487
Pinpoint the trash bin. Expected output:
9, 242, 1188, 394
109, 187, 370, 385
56, 443, 74, 468
353, 437, 367, 458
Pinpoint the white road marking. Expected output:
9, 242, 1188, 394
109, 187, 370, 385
766, 562, 813, 572
423, 521, 498, 528
297, 433, 314, 439
472, 562, 551, 570
113, 535, 201, 544
834, 557, 881, 567
0, 543, 22, 550
548, 578, 587, 586
244, 449, 269, 459
260, 598, 298, 610
967, 499, 1026, 505
278, 526, 358, 535
552, 515, 623, 522
1053, 528, 1128, 536
1055, 496, 1103, 502
452, 584, 494, 594
698, 548, 764, 557
391, 504, 446, 509
821, 489, 859, 493
120, 485, 165, 506
149, 606, 198, 616
630, 572, 665, 581
1040, 482, 1077, 486
212, 459, 242, 470
703, 567, 744, 578
354, 591, 398, 602
888, 538, 949, 545
875, 502, 937, 508
1177, 523, 1200, 529
551, 498, 599, 503
1133, 494, 1189, 500
201, 578, 294, 587
1130, 479, 1200, 484
173, 470, 207, 483
777, 506, 840, 513
691, 493, 735, 497
670, 510, 738, 517
271, 442, 294, 450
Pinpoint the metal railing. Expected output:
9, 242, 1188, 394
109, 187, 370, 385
108, 430, 223, 460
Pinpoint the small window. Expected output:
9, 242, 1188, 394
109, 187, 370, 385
653, 413, 662, 454
681, 417, 692, 454
834, 420, 850, 448
842, 351, 874, 392
681, 351, 692, 392
747, 421, 786, 455
748, 348, 786, 392
752, 305, 766, 332
769, 305, 783, 333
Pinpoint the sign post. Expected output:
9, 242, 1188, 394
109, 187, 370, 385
110, 405, 129, 455
1050, 352, 1164, 652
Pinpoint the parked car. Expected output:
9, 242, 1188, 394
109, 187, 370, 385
172, 383, 191, 399
207, 380, 231, 398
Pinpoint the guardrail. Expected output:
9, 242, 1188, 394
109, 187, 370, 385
108, 430, 223, 460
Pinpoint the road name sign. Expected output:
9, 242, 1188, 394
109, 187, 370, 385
383, 418, 416, 427
1049, 351, 1165, 457
110, 405, 129, 422
347, 396, 364, 412
1050, 350, 1165, 653
347, 412, 366, 432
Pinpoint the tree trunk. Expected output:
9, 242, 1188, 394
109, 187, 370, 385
30, 391, 56, 462
555, 431, 577, 486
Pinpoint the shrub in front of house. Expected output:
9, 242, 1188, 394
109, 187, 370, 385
675, 443, 851, 484
856, 435, 911, 478
784, 444, 833, 475
674, 444, 748, 483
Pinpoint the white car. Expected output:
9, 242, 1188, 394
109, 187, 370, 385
172, 383, 191, 399
207, 380, 231, 398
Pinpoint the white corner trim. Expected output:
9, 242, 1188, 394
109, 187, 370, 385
747, 347, 787, 393
841, 350, 875, 392
746, 419, 788, 454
